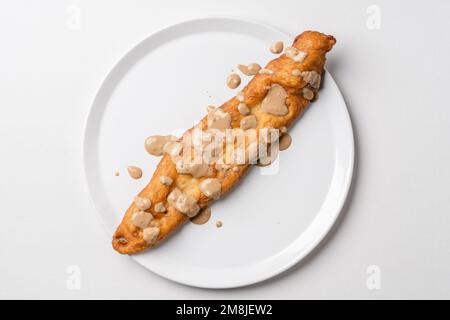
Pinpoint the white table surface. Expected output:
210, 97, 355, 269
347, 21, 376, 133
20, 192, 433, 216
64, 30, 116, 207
1, 0, 449, 299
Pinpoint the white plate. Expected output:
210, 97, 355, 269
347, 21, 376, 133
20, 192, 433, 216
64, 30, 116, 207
84, 17, 354, 289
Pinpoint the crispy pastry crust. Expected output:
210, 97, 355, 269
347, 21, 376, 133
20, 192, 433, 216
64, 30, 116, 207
112, 31, 336, 254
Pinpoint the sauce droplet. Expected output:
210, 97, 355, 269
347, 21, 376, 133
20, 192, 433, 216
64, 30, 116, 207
279, 133, 292, 151
207, 107, 232, 131
191, 207, 212, 225
240, 115, 257, 130
270, 41, 284, 54
134, 196, 151, 210
127, 166, 143, 179
236, 91, 245, 102
145, 135, 176, 156
259, 68, 274, 75
261, 84, 288, 116
159, 175, 173, 186
163, 141, 182, 157
131, 211, 153, 229
143, 226, 160, 244
154, 202, 166, 213
226, 73, 241, 89
167, 188, 200, 217
301, 71, 321, 89
238, 103, 250, 115
302, 87, 314, 100
216, 220, 223, 228
176, 160, 212, 178
199, 178, 222, 199
237, 63, 261, 76
285, 46, 307, 62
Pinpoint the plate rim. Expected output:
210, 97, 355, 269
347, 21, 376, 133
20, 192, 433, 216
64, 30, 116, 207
83, 16, 354, 289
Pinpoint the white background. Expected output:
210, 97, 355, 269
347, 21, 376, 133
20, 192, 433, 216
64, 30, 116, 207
1, 0, 449, 299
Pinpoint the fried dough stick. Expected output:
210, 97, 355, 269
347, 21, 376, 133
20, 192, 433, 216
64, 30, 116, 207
113, 31, 336, 254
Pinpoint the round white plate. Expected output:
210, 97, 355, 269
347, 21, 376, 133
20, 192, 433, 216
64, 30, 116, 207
84, 17, 354, 289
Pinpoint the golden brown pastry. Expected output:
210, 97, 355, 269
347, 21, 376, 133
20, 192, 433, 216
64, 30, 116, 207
112, 31, 336, 254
